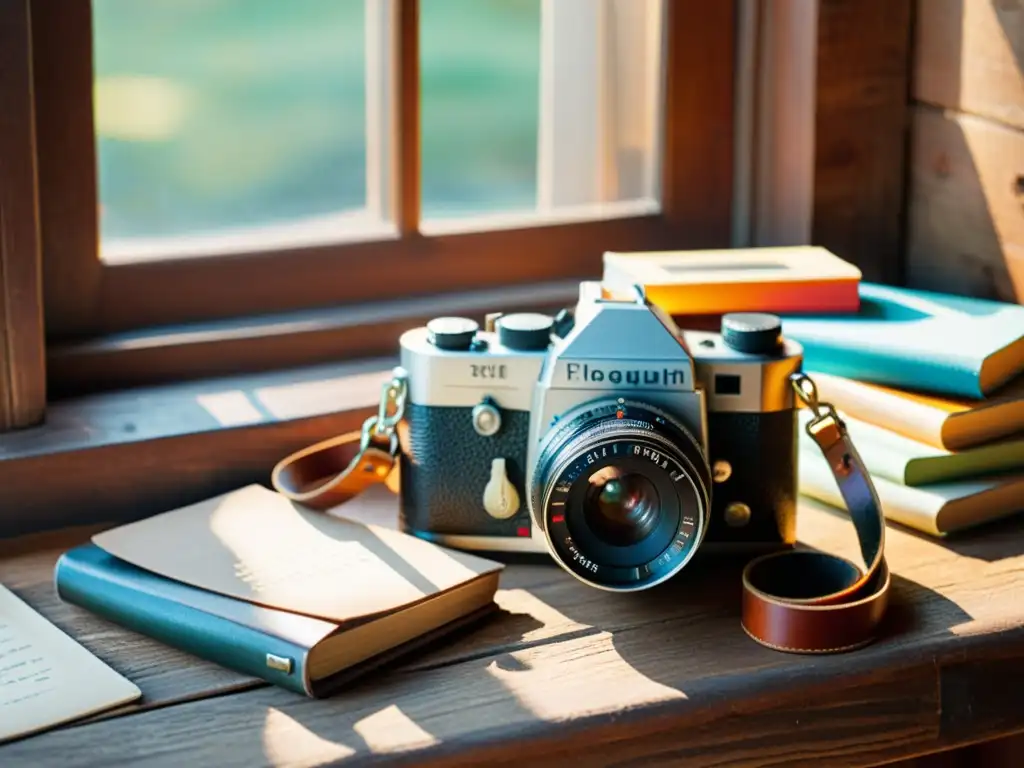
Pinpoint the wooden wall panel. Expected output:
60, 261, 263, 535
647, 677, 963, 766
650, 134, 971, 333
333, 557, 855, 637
906, 0, 1024, 302
906, 106, 1024, 301
812, 0, 914, 285
914, 0, 1024, 130
0, 0, 46, 430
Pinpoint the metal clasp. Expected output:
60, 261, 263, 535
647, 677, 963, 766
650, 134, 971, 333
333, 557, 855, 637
791, 372, 842, 435
360, 367, 408, 457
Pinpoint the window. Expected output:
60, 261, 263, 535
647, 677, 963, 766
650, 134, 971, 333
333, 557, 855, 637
30, 0, 735, 355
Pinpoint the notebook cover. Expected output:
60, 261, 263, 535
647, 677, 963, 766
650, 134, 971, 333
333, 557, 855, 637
55, 543, 319, 696
779, 283, 1024, 398
90, 484, 503, 624
55, 543, 498, 698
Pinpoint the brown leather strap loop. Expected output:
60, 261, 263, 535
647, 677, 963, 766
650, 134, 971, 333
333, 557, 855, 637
271, 430, 396, 511
740, 395, 890, 653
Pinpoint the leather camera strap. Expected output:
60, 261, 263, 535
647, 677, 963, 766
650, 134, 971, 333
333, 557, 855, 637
272, 371, 408, 511
272, 369, 890, 654
740, 373, 890, 653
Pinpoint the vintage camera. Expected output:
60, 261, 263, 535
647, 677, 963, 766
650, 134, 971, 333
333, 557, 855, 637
396, 282, 804, 591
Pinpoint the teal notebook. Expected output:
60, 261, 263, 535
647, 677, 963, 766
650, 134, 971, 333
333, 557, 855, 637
55, 543, 498, 698
779, 283, 1024, 398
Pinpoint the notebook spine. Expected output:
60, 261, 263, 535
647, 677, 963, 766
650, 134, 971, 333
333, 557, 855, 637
54, 551, 311, 697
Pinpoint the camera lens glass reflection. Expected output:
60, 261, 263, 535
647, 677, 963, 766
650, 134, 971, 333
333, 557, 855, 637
583, 467, 661, 547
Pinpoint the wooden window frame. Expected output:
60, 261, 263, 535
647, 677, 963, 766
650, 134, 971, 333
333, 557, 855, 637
0, 0, 916, 532
4, 0, 912, 406
0, 0, 46, 429
32, 0, 735, 342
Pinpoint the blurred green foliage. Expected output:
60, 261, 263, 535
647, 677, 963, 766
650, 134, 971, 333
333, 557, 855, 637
93, 0, 540, 240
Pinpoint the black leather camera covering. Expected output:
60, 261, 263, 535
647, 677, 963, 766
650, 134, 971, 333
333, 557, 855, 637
399, 402, 533, 537
399, 402, 797, 548
704, 409, 798, 546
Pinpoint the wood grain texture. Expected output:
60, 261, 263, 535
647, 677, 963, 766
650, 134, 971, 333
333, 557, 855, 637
812, 0, 914, 285
913, 0, 1024, 131
4, 494, 1024, 766
660, 0, 734, 242
0, 360, 392, 537
0, 0, 46, 431
29, 0, 103, 340
396, 0, 419, 235
46, 280, 578, 398
0, 527, 259, 712
905, 105, 1024, 301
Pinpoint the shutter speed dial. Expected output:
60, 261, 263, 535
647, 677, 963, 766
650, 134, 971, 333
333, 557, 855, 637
427, 317, 479, 350
721, 313, 783, 355
496, 313, 554, 351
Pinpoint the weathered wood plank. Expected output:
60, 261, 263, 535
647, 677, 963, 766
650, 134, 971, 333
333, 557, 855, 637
914, 0, 1024, 131
3, 497, 1024, 765
0, 633, 944, 768
0, 360, 390, 538
905, 105, 1024, 301
812, 0, 914, 285
0, 526, 259, 711
0, 0, 46, 431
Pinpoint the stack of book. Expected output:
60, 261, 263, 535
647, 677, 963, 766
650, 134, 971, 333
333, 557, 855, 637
780, 282, 1024, 536
602, 247, 1024, 537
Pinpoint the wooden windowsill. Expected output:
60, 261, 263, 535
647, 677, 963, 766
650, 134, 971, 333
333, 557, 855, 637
0, 357, 396, 538
46, 280, 582, 397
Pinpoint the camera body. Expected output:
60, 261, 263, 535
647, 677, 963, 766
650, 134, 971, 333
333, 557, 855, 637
397, 282, 803, 590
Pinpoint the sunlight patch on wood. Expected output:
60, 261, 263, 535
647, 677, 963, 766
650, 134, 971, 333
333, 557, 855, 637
262, 707, 356, 766
494, 587, 593, 641
485, 632, 686, 722
353, 704, 439, 754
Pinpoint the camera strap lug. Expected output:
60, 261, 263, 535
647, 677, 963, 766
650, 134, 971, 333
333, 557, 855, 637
270, 368, 408, 510
739, 372, 890, 654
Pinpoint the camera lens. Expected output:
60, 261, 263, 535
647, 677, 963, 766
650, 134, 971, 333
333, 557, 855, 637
584, 470, 661, 547
531, 398, 711, 591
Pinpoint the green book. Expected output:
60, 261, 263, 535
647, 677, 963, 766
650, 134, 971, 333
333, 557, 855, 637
798, 408, 1024, 486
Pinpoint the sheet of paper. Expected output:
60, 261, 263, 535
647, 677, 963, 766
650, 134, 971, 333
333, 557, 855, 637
0, 584, 141, 744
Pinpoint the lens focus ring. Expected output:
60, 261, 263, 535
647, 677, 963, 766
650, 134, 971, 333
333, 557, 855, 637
531, 399, 711, 591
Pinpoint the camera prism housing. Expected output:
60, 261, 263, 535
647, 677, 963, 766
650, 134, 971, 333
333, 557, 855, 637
397, 282, 803, 591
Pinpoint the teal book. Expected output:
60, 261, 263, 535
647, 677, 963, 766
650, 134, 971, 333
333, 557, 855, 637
779, 283, 1024, 398
55, 543, 499, 698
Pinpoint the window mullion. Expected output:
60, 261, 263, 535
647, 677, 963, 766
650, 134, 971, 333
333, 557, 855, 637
396, 0, 420, 236
365, 0, 395, 226
0, 0, 46, 430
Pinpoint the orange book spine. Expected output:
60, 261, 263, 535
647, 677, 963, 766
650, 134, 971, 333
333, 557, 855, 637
645, 279, 860, 315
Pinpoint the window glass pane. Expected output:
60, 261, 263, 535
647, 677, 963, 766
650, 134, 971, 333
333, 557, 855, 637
420, 0, 541, 221
92, 0, 377, 262
420, 0, 664, 230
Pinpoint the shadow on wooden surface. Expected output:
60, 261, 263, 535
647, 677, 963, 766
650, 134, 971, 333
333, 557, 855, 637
3, 492, 1024, 766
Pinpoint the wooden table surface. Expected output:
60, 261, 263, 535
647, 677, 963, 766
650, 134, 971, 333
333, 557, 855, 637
2, 495, 1024, 767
